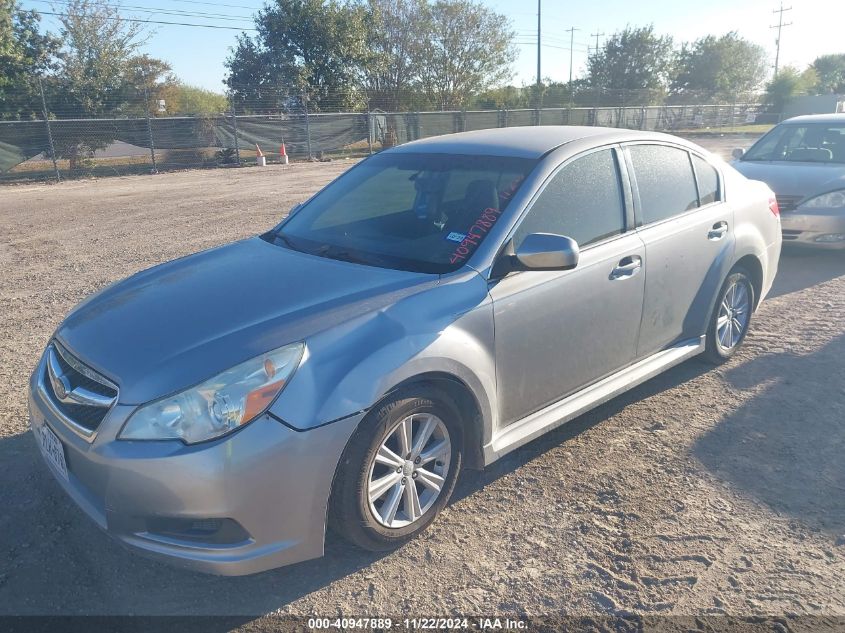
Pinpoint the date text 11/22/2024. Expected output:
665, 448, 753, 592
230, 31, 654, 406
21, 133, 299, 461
307, 618, 528, 630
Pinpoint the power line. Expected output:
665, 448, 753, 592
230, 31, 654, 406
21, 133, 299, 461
514, 39, 589, 53
536, 42, 589, 52
770, 2, 792, 79
162, 0, 264, 9
29, 0, 257, 21
542, 34, 587, 46
516, 30, 588, 45
37, 10, 258, 30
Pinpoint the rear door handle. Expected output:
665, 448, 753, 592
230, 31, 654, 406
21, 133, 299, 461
708, 221, 729, 240
610, 255, 642, 280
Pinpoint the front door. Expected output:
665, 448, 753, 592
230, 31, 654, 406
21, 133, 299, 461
490, 147, 646, 427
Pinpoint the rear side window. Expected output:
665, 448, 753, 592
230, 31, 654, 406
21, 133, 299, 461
514, 149, 625, 248
629, 145, 698, 225
692, 155, 720, 205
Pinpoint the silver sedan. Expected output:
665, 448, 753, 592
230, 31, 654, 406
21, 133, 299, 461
733, 113, 845, 249
29, 126, 781, 575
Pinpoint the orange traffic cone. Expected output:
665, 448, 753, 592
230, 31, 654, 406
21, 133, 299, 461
280, 142, 289, 165
255, 144, 266, 166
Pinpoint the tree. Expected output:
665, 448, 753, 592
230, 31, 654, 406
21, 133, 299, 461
224, 34, 278, 112
363, 0, 428, 110
764, 66, 818, 114
670, 32, 767, 103
224, 0, 515, 112
546, 78, 598, 108
811, 54, 845, 94
162, 84, 229, 115
53, 0, 148, 116
47, 0, 169, 168
587, 25, 674, 105
122, 53, 177, 117
0, 0, 58, 119
415, 0, 516, 110
225, 0, 370, 112
471, 85, 528, 110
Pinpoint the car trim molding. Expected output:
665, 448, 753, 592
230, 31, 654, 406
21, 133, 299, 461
267, 409, 369, 432
484, 336, 706, 464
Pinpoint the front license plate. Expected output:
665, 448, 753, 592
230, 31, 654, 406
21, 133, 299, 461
37, 423, 69, 482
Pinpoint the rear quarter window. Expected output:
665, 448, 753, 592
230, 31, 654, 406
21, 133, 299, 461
692, 155, 721, 205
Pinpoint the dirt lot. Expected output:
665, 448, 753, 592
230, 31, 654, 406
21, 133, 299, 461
1, 140, 844, 620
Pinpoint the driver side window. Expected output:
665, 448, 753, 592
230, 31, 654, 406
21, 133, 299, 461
514, 149, 626, 249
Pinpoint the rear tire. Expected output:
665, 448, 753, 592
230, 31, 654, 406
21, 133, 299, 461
703, 267, 755, 364
329, 387, 463, 552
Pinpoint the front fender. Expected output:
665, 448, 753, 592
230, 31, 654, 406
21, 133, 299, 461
271, 269, 497, 439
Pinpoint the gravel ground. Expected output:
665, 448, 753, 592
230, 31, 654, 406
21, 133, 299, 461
2, 136, 844, 619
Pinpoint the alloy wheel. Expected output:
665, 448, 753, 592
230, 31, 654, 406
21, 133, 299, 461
367, 413, 451, 528
716, 280, 751, 351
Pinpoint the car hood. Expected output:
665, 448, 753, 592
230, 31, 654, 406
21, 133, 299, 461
56, 237, 437, 404
732, 160, 845, 199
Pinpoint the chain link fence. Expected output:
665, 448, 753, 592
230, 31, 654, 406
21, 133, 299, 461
0, 86, 772, 182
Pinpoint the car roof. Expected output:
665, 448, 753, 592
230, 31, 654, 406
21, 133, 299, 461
386, 125, 690, 159
781, 113, 845, 125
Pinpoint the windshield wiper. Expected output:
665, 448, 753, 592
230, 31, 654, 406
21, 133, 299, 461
269, 233, 395, 268
315, 244, 386, 267
269, 231, 306, 252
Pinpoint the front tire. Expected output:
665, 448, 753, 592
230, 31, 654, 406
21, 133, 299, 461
329, 387, 463, 552
703, 267, 755, 364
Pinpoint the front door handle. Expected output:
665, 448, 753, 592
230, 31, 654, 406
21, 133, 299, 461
610, 255, 642, 280
708, 221, 729, 240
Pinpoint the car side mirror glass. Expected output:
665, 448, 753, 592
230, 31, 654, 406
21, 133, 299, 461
513, 233, 580, 272
732, 148, 745, 159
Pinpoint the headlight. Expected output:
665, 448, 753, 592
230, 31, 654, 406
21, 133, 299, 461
120, 342, 304, 444
799, 189, 845, 209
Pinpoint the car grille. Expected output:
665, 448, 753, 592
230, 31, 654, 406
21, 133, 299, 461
41, 341, 118, 435
781, 229, 803, 241
776, 195, 803, 213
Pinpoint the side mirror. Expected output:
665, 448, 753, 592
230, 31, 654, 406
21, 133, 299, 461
732, 148, 745, 160
513, 233, 579, 272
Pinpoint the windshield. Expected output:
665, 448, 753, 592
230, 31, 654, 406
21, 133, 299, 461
742, 123, 845, 163
269, 152, 536, 273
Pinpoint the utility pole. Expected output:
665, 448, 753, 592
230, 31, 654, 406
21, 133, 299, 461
566, 27, 580, 110
536, 0, 542, 111
770, 2, 792, 79
590, 30, 604, 57
590, 30, 605, 107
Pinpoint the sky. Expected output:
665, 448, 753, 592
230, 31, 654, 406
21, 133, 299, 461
18, 0, 844, 93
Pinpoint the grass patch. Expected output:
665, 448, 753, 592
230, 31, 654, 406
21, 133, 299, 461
672, 123, 774, 135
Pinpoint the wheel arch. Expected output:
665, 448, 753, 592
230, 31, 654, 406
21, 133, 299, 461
374, 372, 486, 470
733, 253, 764, 310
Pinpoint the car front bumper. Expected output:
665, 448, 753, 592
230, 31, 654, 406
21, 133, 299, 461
28, 353, 361, 576
781, 209, 845, 249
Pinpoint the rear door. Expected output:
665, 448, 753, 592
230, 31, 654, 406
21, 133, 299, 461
625, 143, 734, 358
490, 147, 646, 426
